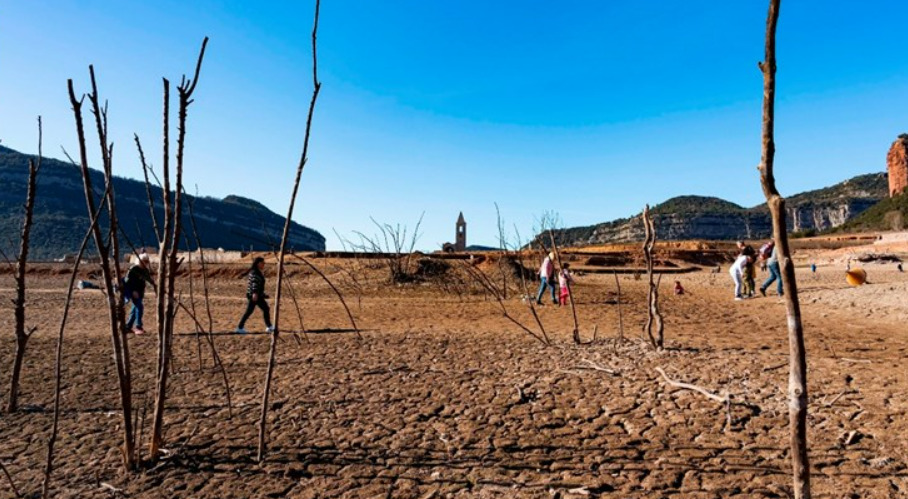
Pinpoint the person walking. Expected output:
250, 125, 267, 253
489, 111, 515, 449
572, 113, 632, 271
124, 253, 153, 335
759, 242, 784, 297
558, 263, 574, 306
535, 252, 558, 305
729, 253, 751, 301
236, 257, 274, 334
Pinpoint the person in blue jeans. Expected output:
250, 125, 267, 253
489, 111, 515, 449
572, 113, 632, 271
124, 253, 153, 335
535, 252, 558, 305
759, 243, 783, 297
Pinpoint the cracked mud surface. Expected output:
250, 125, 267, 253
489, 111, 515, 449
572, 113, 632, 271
1, 262, 906, 498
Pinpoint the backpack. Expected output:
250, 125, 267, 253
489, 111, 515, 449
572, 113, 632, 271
759, 243, 773, 259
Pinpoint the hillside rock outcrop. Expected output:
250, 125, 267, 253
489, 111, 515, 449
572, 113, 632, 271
550, 173, 889, 246
888, 134, 908, 197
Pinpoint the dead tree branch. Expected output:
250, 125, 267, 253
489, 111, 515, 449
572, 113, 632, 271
183, 188, 234, 415
134, 134, 161, 242
655, 367, 727, 404
0, 460, 21, 499
7, 116, 42, 414
43, 179, 112, 498
757, 1, 810, 496
511, 227, 550, 343
350, 213, 425, 283
68, 70, 137, 470
258, 0, 321, 462
150, 36, 209, 462
548, 229, 585, 344
578, 358, 618, 375
278, 265, 310, 346
613, 271, 624, 344
289, 253, 361, 339
460, 261, 549, 346
642, 205, 664, 350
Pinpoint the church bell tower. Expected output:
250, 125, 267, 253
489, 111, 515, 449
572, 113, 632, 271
455, 212, 466, 251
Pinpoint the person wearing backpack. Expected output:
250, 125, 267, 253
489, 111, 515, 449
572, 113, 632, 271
758, 240, 773, 272
759, 241, 784, 297
124, 253, 153, 335
236, 257, 274, 334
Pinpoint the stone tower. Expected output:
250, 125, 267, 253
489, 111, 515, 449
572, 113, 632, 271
455, 212, 467, 251
888, 134, 908, 197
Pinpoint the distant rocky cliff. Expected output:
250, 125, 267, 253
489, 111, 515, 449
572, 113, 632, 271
888, 134, 908, 197
551, 173, 889, 246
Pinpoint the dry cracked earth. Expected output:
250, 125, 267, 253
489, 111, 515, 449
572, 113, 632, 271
1, 260, 907, 498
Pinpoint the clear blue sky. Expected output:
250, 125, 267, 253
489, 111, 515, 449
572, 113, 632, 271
1, 1, 906, 250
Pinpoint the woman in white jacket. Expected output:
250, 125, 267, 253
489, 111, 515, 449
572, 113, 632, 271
729, 253, 752, 301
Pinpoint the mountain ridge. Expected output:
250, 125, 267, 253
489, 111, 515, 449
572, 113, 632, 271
550, 172, 889, 246
0, 146, 325, 260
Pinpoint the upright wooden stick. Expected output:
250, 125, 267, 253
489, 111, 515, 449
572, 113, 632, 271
548, 230, 581, 344
68, 74, 136, 470
42, 180, 113, 498
258, 0, 322, 462
757, 1, 810, 497
642, 206, 664, 350
6, 117, 41, 414
149, 36, 208, 462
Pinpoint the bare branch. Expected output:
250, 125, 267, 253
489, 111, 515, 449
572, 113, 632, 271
7, 115, 42, 413
655, 367, 727, 404
757, 1, 810, 496
0, 461, 21, 499
134, 134, 162, 242
289, 253, 361, 339
259, 0, 321, 462
43, 176, 113, 498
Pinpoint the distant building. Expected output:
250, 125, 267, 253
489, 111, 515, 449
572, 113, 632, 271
455, 212, 467, 251
887, 134, 908, 197
442, 212, 467, 252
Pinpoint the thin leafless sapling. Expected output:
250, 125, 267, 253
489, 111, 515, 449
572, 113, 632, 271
149, 36, 209, 462
258, 0, 321, 462
757, 0, 810, 496
6, 116, 42, 414
68, 67, 137, 470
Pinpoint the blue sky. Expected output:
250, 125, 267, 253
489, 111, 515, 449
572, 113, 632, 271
1, 1, 906, 249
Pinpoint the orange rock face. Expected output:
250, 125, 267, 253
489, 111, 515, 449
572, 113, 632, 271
888, 135, 908, 197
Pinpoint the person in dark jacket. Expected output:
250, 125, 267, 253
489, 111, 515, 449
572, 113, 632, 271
124, 253, 153, 335
236, 257, 273, 334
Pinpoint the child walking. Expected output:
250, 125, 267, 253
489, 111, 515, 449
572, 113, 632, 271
236, 257, 274, 334
558, 263, 574, 306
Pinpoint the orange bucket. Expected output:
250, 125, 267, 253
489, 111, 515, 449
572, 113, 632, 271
845, 268, 866, 287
